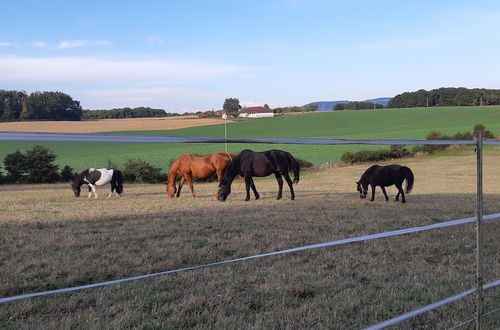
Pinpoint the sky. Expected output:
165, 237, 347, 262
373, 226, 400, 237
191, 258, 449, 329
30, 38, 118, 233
1, 0, 500, 112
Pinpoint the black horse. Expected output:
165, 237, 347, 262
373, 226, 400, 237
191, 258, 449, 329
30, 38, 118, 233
356, 164, 414, 203
71, 168, 124, 198
217, 149, 300, 202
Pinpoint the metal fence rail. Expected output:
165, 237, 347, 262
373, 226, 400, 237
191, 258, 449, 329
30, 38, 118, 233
2, 131, 500, 145
1, 213, 499, 306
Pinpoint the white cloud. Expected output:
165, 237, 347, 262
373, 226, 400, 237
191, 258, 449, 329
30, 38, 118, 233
146, 36, 165, 45
0, 42, 12, 47
57, 40, 112, 48
0, 56, 253, 84
79, 87, 218, 110
30, 41, 46, 47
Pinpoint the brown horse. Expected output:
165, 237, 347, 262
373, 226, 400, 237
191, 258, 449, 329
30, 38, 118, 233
166, 152, 237, 198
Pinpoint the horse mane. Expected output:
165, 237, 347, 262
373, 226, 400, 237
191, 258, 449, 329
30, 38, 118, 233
220, 152, 243, 184
360, 165, 378, 182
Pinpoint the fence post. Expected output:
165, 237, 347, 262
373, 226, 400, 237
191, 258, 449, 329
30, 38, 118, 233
475, 130, 484, 329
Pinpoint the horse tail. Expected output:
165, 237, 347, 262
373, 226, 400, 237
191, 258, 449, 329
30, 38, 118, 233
288, 154, 300, 185
403, 166, 414, 194
113, 169, 124, 195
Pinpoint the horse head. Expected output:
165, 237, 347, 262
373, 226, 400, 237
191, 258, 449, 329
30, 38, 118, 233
356, 181, 368, 199
217, 180, 231, 202
71, 179, 81, 197
166, 183, 177, 198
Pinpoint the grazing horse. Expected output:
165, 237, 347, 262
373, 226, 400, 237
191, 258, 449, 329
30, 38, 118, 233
166, 152, 237, 198
217, 149, 300, 202
71, 168, 124, 198
356, 164, 414, 203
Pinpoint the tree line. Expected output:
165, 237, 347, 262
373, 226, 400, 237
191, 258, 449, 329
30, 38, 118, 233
0, 90, 82, 121
82, 107, 178, 120
334, 102, 384, 111
388, 87, 500, 108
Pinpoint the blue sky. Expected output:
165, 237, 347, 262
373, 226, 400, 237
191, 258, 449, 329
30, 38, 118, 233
1, 1, 500, 112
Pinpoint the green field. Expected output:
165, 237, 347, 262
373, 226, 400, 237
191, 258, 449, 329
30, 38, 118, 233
1, 106, 500, 172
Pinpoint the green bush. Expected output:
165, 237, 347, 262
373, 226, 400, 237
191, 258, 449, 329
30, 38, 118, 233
473, 124, 495, 139
123, 159, 165, 183
341, 145, 411, 164
3, 146, 60, 183
60, 165, 76, 182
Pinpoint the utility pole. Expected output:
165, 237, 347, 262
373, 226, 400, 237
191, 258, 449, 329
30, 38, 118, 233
475, 130, 484, 329
224, 112, 228, 153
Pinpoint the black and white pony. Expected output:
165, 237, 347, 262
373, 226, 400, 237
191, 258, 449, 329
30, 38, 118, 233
71, 168, 124, 198
356, 164, 414, 203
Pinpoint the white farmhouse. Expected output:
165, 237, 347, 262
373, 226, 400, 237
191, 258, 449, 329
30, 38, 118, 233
238, 106, 274, 119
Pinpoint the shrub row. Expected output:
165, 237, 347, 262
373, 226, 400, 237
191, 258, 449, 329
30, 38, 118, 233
341, 124, 496, 163
1, 147, 315, 185
341, 145, 411, 164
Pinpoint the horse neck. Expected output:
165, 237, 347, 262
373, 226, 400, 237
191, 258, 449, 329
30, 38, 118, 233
222, 157, 240, 183
167, 160, 180, 185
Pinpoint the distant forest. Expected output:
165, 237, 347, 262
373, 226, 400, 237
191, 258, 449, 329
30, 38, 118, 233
0, 89, 180, 121
3, 87, 500, 122
0, 90, 82, 122
334, 101, 384, 111
388, 87, 500, 108
82, 107, 177, 120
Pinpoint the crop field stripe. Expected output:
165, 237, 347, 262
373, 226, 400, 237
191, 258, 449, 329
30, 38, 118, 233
365, 279, 500, 330
1, 212, 499, 305
2, 131, 500, 145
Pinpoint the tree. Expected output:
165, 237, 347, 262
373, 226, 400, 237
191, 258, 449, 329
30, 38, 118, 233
27, 91, 82, 120
3, 146, 60, 183
24, 146, 60, 183
3, 150, 27, 182
60, 165, 76, 181
223, 98, 242, 118
19, 100, 30, 120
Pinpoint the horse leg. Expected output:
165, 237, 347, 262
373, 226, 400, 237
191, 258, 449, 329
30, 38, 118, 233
88, 184, 97, 198
108, 182, 116, 198
380, 186, 389, 201
87, 185, 92, 198
283, 173, 295, 200
275, 173, 283, 200
176, 177, 186, 197
396, 184, 406, 203
370, 185, 376, 201
250, 178, 260, 200
185, 175, 196, 198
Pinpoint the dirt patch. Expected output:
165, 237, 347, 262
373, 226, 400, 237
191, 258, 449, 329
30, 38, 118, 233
0, 116, 231, 133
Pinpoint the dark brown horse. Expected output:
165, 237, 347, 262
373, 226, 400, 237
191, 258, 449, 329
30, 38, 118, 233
217, 149, 300, 202
356, 164, 414, 203
166, 152, 237, 198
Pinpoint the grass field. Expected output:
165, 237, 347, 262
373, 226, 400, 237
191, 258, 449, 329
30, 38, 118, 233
1, 106, 500, 173
0, 116, 229, 133
1, 150, 499, 328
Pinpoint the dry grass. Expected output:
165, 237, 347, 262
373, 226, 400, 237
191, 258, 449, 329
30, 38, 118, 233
0, 116, 229, 133
1, 150, 499, 329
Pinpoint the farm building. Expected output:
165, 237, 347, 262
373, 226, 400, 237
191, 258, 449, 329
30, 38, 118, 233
238, 106, 274, 119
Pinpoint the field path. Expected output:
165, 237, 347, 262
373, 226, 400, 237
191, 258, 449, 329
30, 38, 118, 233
0, 116, 230, 133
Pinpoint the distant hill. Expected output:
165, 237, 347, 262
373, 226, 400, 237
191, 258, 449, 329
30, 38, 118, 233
362, 97, 392, 107
303, 97, 392, 111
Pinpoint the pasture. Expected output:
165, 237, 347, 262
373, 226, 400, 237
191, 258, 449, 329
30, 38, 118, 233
1, 150, 499, 329
1, 106, 500, 172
